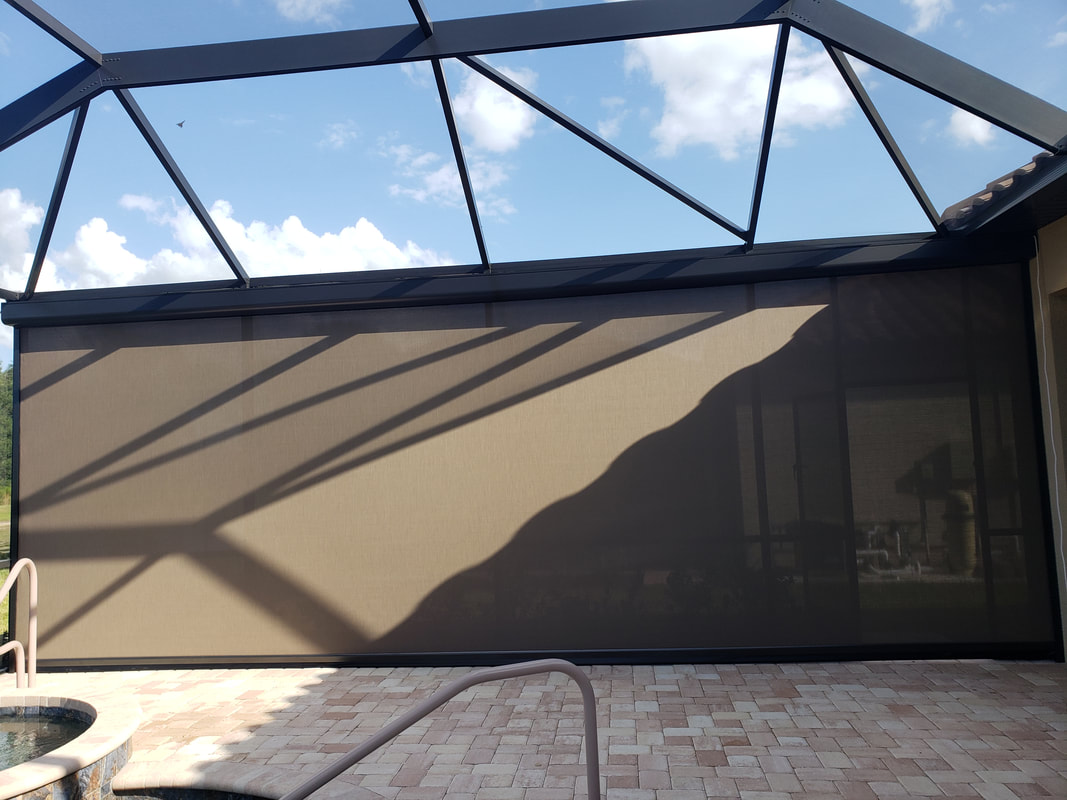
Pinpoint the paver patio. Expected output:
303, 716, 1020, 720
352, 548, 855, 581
6, 660, 1066, 799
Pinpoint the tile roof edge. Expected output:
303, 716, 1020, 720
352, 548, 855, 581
941, 150, 1064, 232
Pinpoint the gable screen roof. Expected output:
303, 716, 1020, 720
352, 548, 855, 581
1, 0, 1065, 317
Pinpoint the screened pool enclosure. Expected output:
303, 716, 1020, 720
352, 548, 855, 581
1, 0, 1065, 666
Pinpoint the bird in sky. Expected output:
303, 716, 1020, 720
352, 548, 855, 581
176, 120, 185, 128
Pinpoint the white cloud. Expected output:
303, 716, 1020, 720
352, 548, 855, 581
383, 143, 515, 218
318, 120, 359, 150
904, 0, 955, 34
0, 31, 11, 57
392, 64, 538, 215
401, 62, 434, 88
468, 161, 515, 216
0, 192, 448, 363
625, 28, 857, 160
384, 144, 458, 206
979, 3, 1012, 12
1049, 31, 1067, 48
54, 217, 157, 287
387, 143, 442, 174
0, 188, 43, 287
1, 189, 449, 294
775, 45, 858, 144
273, 0, 347, 24
210, 201, 446, 274
453, 67, 539, 153
597, 96, 629, 139
947, 108, 995, 146
391, 163, 461, 206
119, 193, 163, 217
0, 189, 45, 364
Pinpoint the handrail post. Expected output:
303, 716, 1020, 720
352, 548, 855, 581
27, 560, 37, 687
0, 558, 38, 688
278, 658, 601, 800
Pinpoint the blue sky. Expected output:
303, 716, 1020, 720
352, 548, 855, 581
1, 0, 1065, 352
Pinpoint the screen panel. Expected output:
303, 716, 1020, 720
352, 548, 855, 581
13, 264, 1057, 662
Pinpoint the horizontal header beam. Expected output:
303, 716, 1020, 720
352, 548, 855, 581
100, 0, 788, 87
2, 233, 1035, 329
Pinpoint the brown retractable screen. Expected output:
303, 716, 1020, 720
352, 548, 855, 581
14, 264, 1057, 662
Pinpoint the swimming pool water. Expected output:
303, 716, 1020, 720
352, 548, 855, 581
0, 707, 92, 770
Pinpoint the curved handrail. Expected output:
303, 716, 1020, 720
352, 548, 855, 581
278, 658, 601, 800
0, 639, 25, 687
0, 558, 37, 688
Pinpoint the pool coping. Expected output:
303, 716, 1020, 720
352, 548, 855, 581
113, 760, 384, 799
0, 691, 142, 799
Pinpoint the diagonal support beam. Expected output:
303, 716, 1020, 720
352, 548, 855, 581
5, 0, 102, 64
0, 61, 107, 152
825, 44, 942, 232
746, 24, 790, 247
24, 102, 88, 298
114, 89, 250, 286
784, 0, 1067, 151
407, 0, 433, 38
460, 55, 746, 241
431, 61, 491, 271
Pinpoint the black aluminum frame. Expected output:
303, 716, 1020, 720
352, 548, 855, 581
25, 102, 87, 297
33, 640, 1064, 671
8, 0, 1065, 151
2, 0, 1065, 669
2, 0, 1065, 301
0, 232, 1036, 328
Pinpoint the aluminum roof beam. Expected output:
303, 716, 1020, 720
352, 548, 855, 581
0, 62, 106, 152
24, 103, 88, 299
785, 0, 1067, 152
85, 0, 793, 86
2, 0, 1065, 294
746, 24, 791, 249
406, 0, 489, 269
114, 89, 250, 287
460, 55, 746, 241
825, 45, 942, 232
0, 0, 785, 153
432, 61, 491, 271
407, 0, 434, 38
3, 0, 1064, 155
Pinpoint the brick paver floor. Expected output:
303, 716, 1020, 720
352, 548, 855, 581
7, 660, 1066, 799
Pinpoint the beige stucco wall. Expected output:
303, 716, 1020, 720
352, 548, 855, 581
1031, 214, 1067, 660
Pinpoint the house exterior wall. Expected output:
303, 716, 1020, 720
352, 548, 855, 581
13, 265, 1059, 665
1032, 215, 1067, 660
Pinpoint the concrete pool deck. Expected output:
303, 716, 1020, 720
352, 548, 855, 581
3, 660, 1065, 799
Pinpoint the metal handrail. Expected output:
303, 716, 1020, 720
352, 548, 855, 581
0, 558, 38, 688
278, 658, 601, 800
